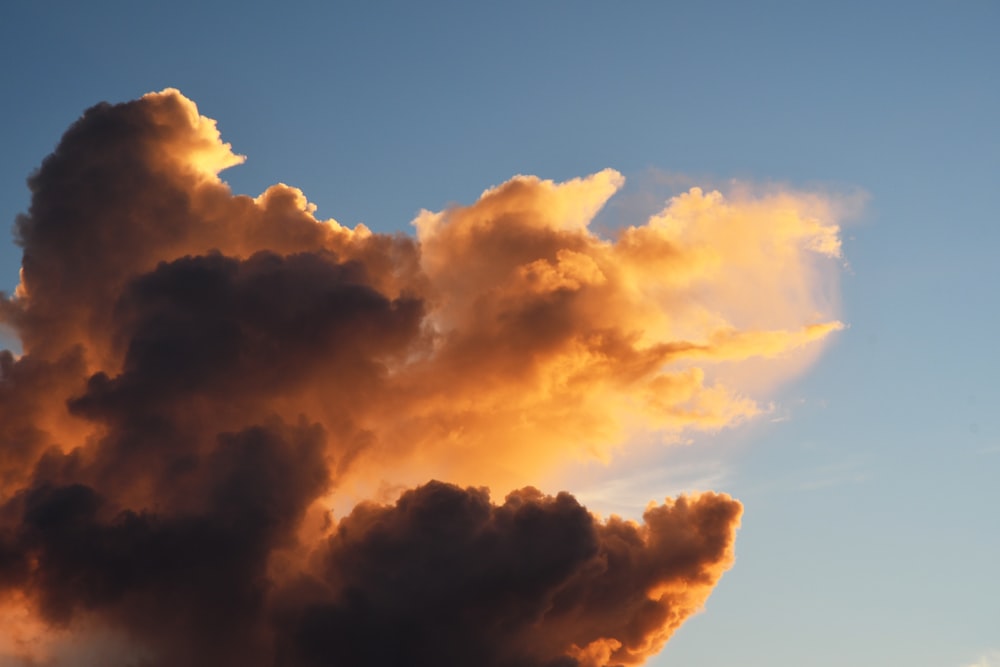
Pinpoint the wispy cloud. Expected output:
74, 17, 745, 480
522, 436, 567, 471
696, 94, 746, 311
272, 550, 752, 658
963, 650, 1000, 667
794, 459, 871, 492
571, 459, 732, 519
744, 455, 871, 497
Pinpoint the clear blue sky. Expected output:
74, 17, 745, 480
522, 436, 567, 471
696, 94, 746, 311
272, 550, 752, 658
1, 2, 997, 665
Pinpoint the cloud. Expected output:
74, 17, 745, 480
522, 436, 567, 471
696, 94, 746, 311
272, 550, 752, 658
964, 651, 1000, 667
0, 89, 847, 666
274, 482, 741, 667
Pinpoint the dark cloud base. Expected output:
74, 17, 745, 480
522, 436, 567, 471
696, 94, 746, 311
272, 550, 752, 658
3, 475, 740, 667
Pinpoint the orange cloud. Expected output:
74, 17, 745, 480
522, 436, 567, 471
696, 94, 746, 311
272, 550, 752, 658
0, 89, 848, 666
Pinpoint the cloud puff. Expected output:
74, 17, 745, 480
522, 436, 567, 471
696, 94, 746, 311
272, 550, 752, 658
0, 89, 845, 665
275, 482, 740, 667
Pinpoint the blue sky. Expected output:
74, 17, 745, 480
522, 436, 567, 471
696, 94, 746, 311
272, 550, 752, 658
1, 2, 997, 665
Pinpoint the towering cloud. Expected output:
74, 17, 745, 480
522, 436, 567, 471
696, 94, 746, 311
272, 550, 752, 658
0, 89, 843, 666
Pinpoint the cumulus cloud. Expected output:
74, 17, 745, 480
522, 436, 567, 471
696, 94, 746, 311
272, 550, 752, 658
273, 483, 741, 667
0, 89, 846, 666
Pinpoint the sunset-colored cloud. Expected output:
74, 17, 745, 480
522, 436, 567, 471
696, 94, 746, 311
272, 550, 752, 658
964, 651, 1000, 667
0, 89, 847, 666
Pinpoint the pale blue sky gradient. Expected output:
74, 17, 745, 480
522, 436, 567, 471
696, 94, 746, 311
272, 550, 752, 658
1, 2, 997, 665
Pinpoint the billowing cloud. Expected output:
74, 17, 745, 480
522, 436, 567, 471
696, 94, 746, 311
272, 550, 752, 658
275, 483, 741, 667
0, 89, 846, 666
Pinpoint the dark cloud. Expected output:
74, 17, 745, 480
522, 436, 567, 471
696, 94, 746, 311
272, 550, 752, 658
276, 482, 740, 667
1, 475, 738, 667
0, 349, 89, 498
5, 421, 329, 667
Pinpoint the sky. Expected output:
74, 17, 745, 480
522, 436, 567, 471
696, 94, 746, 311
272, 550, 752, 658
0, 2, 997, 666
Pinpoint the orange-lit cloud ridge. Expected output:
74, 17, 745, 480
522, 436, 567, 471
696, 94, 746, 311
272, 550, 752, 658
0, 89, 845, 666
